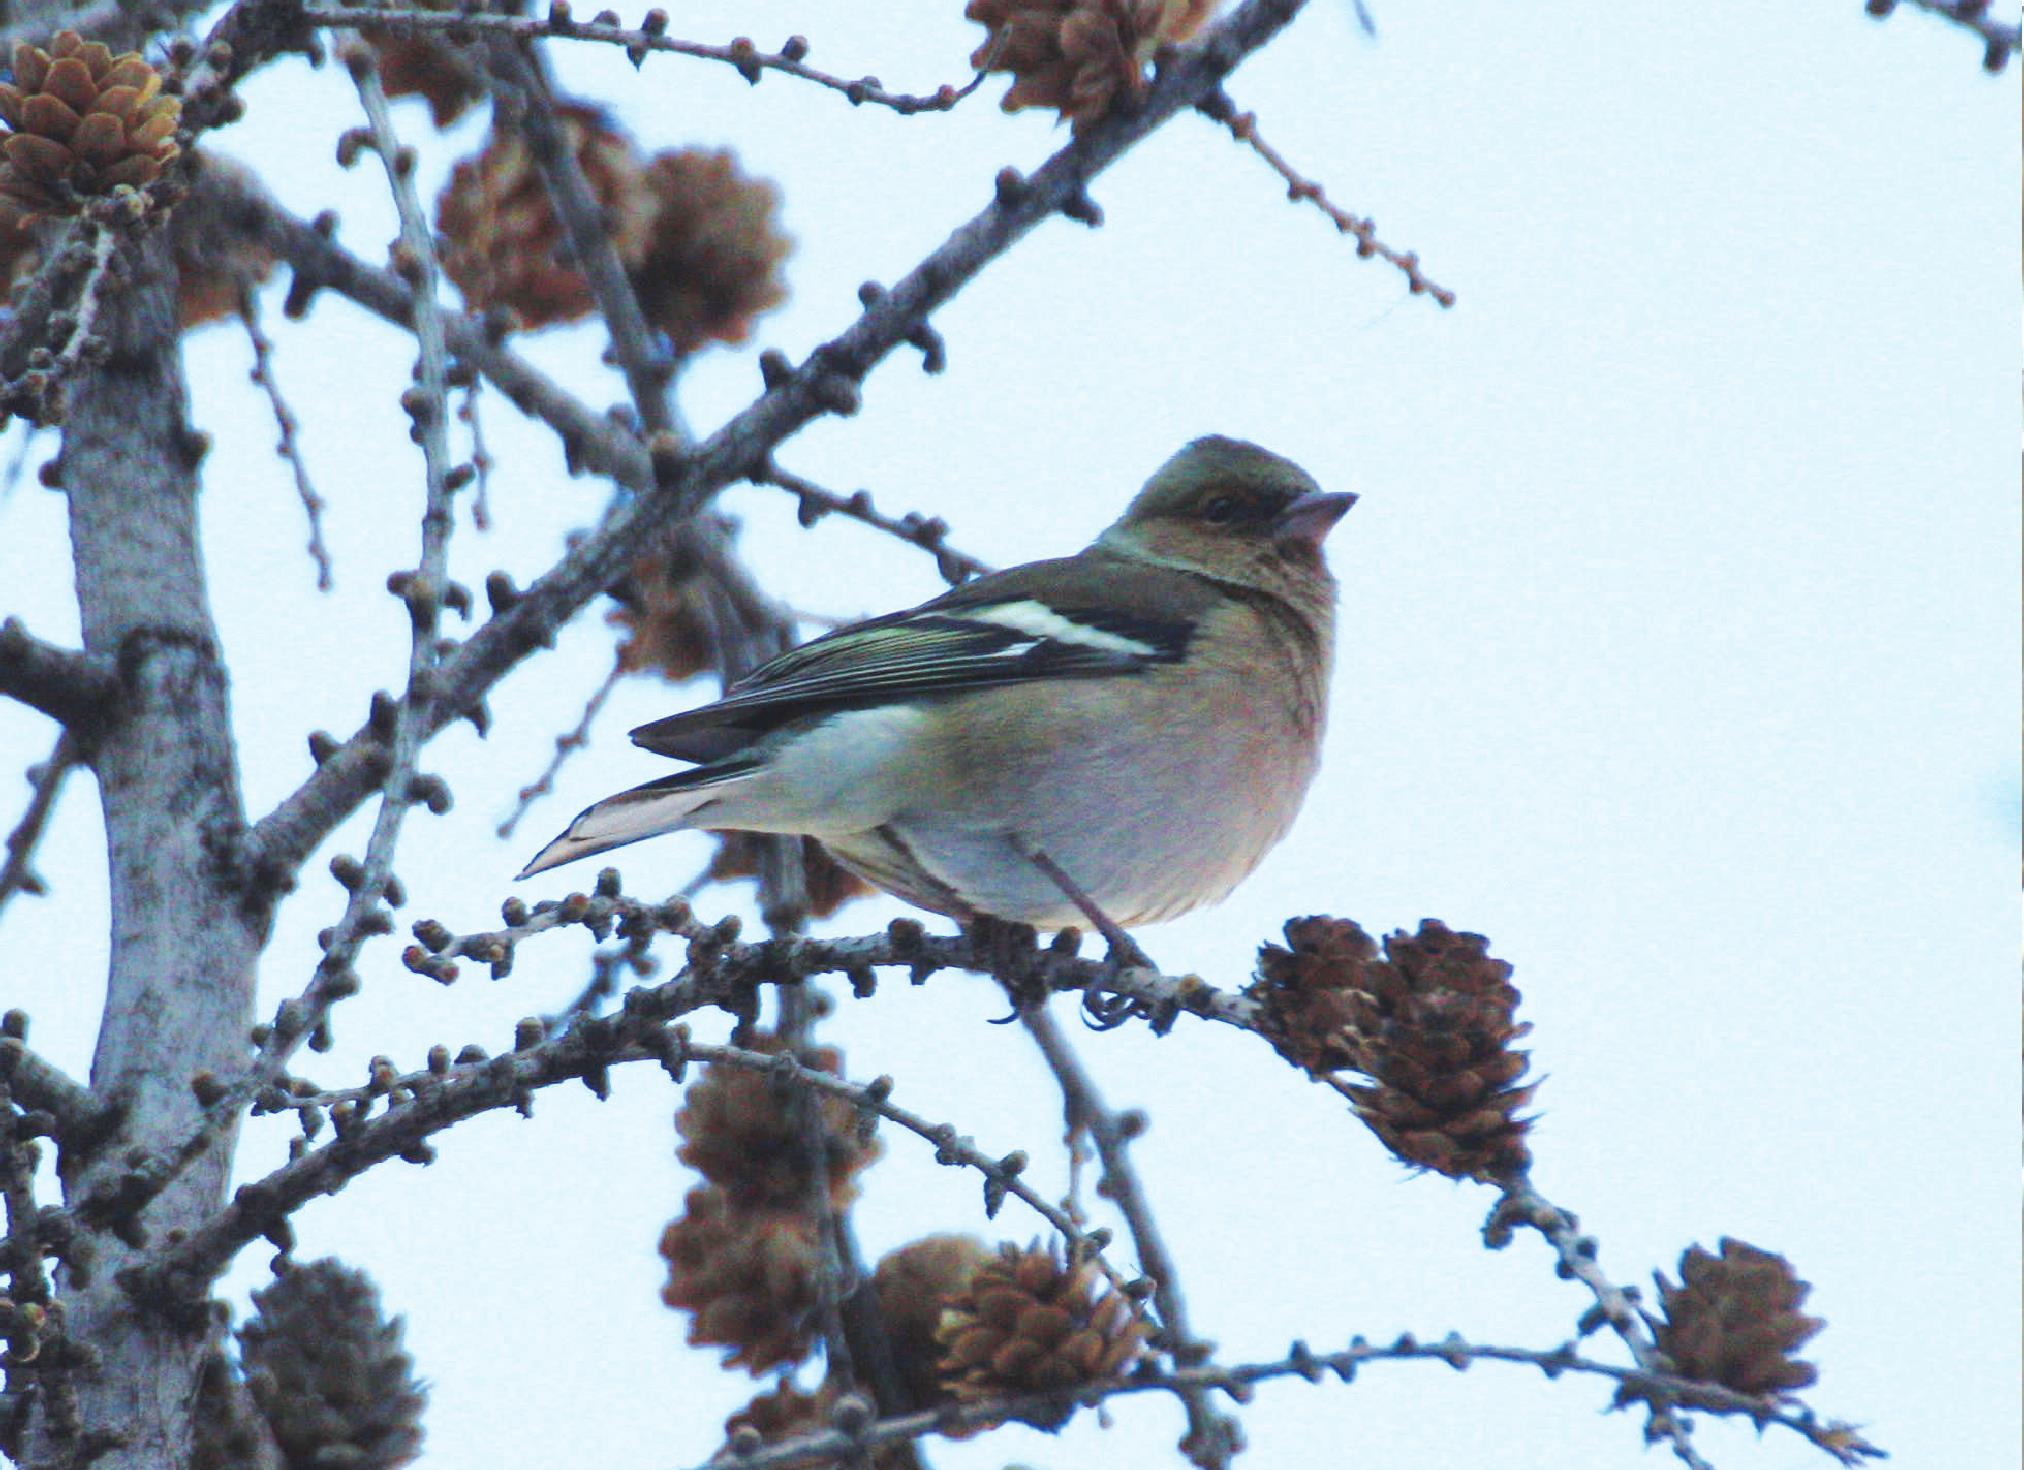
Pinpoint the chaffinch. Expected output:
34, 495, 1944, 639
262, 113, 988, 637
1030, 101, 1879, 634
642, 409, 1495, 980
520, 436, 1354, 930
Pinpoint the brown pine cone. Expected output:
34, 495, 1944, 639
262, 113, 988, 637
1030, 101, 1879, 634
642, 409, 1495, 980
236, 1259, 425, 1470
1651, 1238, 1823, 1395
935, 1241, 1147, 1428
435, 104, 652, 329
964, 0, 1216, 131
674, 1031, 881, 1211
0, 31, 181, 218
723, 1380, 917, 1468
872, 1234, 994, 1410
1250, 917, 1535, 1182
630, 148, 789, 353
362, 1, 490, 129
659, 1184, 822, 1375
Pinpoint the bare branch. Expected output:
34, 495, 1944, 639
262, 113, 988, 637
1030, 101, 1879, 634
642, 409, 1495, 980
0, 1037, 115, 1152
0, 618, 117, 732
302, 6, 985, 113
130, 1029, 1114, 1303
1022, 1003, 1239, 1469
0, 733, 78, 924
238, 298, 332, 592
486, 44, 675, 433
684, 1331, 1883, 1470
1197, 88, 1455, 307
495, 656, 622, 840
753, 460, 991, 586
225, 38, 471, 1129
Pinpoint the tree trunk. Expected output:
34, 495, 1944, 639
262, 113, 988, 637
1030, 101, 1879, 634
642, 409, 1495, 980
30, 226, 260, 1470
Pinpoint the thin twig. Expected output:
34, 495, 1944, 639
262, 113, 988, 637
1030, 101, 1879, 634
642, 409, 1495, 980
752, 461, 990, 586
239, 293, 333, 592
0, 732, 76, 924
457, 374, 492, 530
675, 1330, 1882, 1470
486, 44, 674, 434
302, 6, 985, 113
179, 41, 471, 1177
1022, 1002, 1239, 1470
133, 1028, 1115, 1297
1485, 1173, 1710, 1467
1873, 0, 2020, 71
0, 219, 121, 425
495, 657, 623, 840
1197, 87, 1455, 308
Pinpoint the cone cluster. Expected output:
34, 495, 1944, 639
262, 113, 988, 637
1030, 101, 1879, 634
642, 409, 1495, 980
1651, 1238, 1823, 1395
435, 114, 787, 346
933, 1241, 1148, 1427
0, 31, 180, 217
660, 1034, 880, 1373
1250, 916, 1535, 1181
964, 0, 1216, 130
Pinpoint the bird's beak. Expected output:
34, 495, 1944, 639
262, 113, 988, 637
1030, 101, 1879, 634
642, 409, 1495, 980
1274, 490, 1357, 549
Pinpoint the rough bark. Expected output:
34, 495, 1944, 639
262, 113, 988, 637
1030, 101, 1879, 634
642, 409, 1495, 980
26, 226, 262, 1470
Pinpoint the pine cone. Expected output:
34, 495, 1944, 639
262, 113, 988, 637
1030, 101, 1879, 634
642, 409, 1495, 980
873, 1234, 993, 1410
675, 1031, 881, 1211
659, 1184, 822, 1374
0, 31, 180, 218
935, 1241, 1147, 1427
1249, 917, 1535, 1182
435, 104, 653, 329
170, 151, 277, 329
237, 1259, 426, 1470
964, 0, 1216, 131
630, 148, 789, 352
363, 1, 490, 129
607, 541, 717, 684
1651, 1239, 1823, 1395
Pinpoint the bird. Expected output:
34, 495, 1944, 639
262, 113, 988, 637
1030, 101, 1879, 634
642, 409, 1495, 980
519, 435, 1354, 932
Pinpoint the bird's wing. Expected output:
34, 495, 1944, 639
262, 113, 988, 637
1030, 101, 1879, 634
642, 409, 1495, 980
629, 552, 1211, 761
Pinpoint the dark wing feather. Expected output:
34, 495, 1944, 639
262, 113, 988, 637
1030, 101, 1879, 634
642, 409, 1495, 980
630, 551, 1210, 761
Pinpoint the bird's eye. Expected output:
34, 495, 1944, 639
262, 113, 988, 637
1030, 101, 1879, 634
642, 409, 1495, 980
1201, 495, 1240, 523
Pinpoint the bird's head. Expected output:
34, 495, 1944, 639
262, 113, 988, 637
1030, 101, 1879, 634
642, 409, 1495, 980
1099, 436, 1355, 600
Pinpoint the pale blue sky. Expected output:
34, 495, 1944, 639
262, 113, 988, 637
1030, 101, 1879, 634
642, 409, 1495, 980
0, 3, 2016, 1467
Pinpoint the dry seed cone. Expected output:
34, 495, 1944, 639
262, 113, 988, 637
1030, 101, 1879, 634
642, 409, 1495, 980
237, 1259, 425, 1470
873, 1234, 994, 1410
706, 833, 877, 922
674, 1031, 881, 1211
1651, 1238, 1823, 1395
630, 148, 788, 352
935, 1241, 1147, 1428
1250, 917, 1536, 1182
362, 0, 491, 129
435, 103, 652, 329
0, 30, 180, 217
964, 0, 1216, 130
659, 1184, 821, 1374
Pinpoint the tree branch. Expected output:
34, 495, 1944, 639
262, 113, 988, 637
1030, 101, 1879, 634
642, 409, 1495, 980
690, 1332, 1881, 1470
1022, 1003, 1239, 1469
0, 621, 115, 733
303, 5, 984, 113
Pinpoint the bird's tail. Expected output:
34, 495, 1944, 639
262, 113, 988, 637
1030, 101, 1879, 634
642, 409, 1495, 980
516, 765, 752, 879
